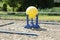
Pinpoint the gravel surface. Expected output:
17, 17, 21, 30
0, 20, 60, 40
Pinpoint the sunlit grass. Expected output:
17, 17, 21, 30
38, 15, 60, 21
0, 15, 60, 21
0, 11, 7, 14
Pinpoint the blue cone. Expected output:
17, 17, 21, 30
34, 15, 40, 29
25, 15, 32, 29
30, 18, 35, 28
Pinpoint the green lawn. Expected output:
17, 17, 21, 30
0, 11, 7, 14
38, 15, 60, 21
0, 11, 60, 21
0, 15, 60, 22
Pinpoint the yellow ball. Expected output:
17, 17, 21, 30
26, 6, 38, 18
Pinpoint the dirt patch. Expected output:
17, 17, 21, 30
0, 20, 60, 40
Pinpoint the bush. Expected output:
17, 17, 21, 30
0, 7, 2, 11
7, 13, 15, 15
39, 7, 60, 16
47, 14, 60, 16
37, 0, 54, 9
2, 3, 7, 11
15, 13, 26, 16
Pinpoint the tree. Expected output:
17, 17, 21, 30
17, 0, 54, 11
37, 0, 54, 9
0, 0, 2, 1
3, 0, 20, 12
2, 0, 7, 11
3, 0, 54, 11
17, 0, 37, 11
2, 3, 7, 11
7, 0, 18, 12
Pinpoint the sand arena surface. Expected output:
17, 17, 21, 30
0, 20, 60, 40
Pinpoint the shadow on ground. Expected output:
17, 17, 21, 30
0, 22, 14, 27
30, 28, 47, 31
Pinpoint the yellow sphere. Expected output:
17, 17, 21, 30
26, 6, 38, 18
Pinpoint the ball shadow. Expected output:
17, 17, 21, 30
31, 28, 47, 31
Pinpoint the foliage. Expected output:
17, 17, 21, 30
1, 0, 57, 12
2, 3, 7, 11
37, 0, 54, 8
17, 0, 54, 11
0, 0, 2, 1
2, 0, 20, 12
17, 0, 37, 11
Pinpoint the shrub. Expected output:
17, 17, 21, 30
7, 12, 15, 15
2, 3, 7, 11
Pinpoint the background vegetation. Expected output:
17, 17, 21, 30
0, 0, 60, 21
0, 0, 55, 11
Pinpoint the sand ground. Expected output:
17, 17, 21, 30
0, 20, 60, 40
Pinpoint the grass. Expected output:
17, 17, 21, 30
0, 15, 60, 22
0, 11, 7, 14
0, 11, 60, 21
38, 15, 60, 21
0, 15, 26, 20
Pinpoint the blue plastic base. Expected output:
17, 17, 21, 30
25, 24, 32, 29
30, 24, 35, 28
25, 24, 40, 29
33, 25, 40, 29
